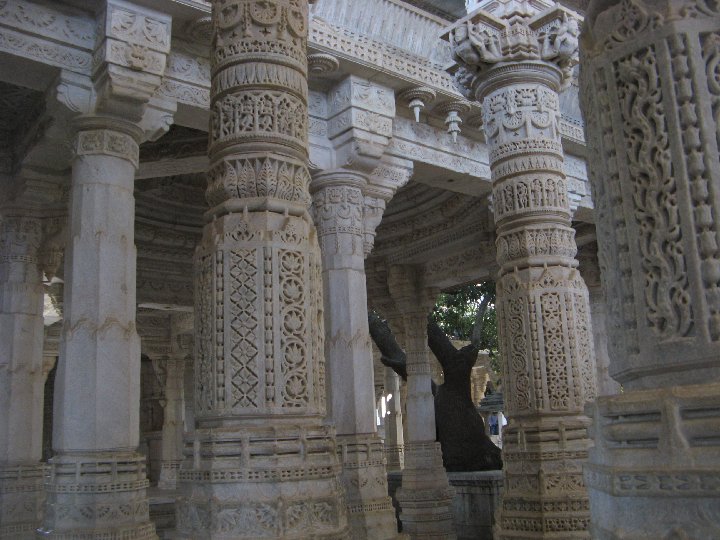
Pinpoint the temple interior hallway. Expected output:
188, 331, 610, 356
0, 0, 718, 539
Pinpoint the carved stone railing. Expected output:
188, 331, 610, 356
312, 0, 453, 63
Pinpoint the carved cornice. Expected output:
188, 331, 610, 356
0, 0, 93, 74
310, 18, 461, 97
390, 116, 491, 179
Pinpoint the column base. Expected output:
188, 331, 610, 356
585, 382, 720, 539
37, 452, 157, 540
157, 461, 181, 491
396, 442, 456, 539
495, 419, 591, 539
384, 444, 404, 472
0, 463, 45, 540
176, 423, 349, 539
336, 434, 400, 540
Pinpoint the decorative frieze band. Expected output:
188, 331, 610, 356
75, 129, 140, 168
584, 465, 720, 497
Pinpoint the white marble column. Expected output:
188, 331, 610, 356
0, 213, 46, 539
38, 116, 155, 538
157, 314, 192, 490
156, 358, 183, 490
447, 3, 597, 537
389, 266, 455, 540
578, 243, 621, 397
310, 170, 398, 539
176, 1, 349, 537
383, 368, 404, 472
581, 2, 720, 537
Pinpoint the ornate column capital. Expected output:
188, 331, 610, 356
72, 115, 144, 169
310, 169, 366, 262
443, 0, 581, 98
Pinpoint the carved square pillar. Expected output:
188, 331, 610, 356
581, 3, 720, 537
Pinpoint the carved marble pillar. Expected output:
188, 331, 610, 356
176, 1, 349, 538
383, 368, 404, 472
157, 314, 192, 490
39, 1, 171, 535
382, 311, 410, 458
578, 243, 621, 397
581, 2, 720, 537
39, 116, 155, 538
447, 3, 596, 537
389, 266, 455, 540
310, 170, 398, 539
0, 214, 46, 540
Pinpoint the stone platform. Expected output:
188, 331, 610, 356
388, 470, 503, 539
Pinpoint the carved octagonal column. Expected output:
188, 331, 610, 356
310, 170, 398, 539
0, 214, 46, 540
581, 2, 720, 537
176, 1, 349, 538
446, 2, 597, 537
389, 266, 455, 540
39, 117, 156, 539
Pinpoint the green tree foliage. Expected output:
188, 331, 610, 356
431, 281, 500, 373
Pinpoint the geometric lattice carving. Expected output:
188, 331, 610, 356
229, 249, 259, 409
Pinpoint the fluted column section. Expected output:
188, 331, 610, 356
581, 3, 720, 537
176, 1, 348, 538
0, 214, 46, 539
39, 117, 156, 539
310, 170, 398, 539
389, 267, 455, 540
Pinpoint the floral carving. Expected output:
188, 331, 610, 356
206, 155, 311, 206
617, 46, 693, 339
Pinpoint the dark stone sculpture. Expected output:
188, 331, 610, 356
369, 313, 502, 472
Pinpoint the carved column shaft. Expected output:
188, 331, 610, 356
178, 1, 349, 537
40, 118, 156, 539
383, 367, 404, 472
389, 267, 455, 540
310, 170, 398, 539
0, 214, 46, 539
158, 314, 192, 490
581, 2, 720, 537
312, 172, 371, 434
447, 4, 597, 537
484, 64, 595, 540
